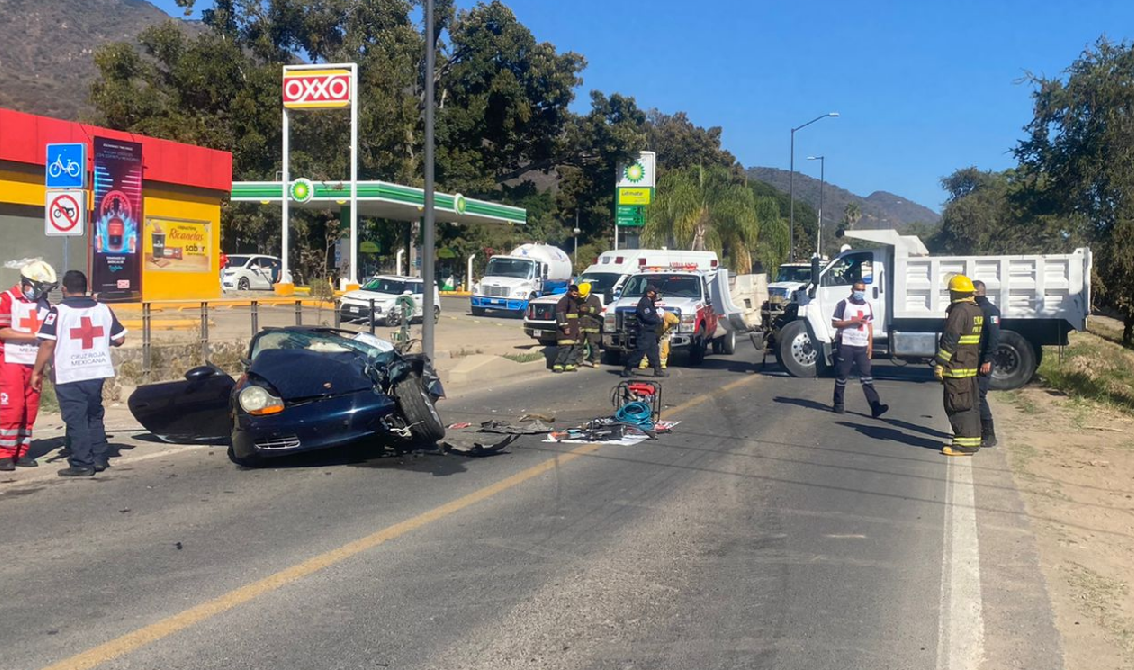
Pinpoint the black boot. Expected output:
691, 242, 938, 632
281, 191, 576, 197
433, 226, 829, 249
981, 423, 998, 448
832, 404, 845, 414
654, 368, 669, 378
58, 466, 96, 477
620, 367, 633, 378
0, 458, 14, 472
15, 457, 38, 468
871, 403, 890, 419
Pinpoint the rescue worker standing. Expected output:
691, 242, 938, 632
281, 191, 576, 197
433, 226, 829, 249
622, 284, 667, 378
831, 280, 888, 418
576, 282, 603, 368
936, 275, 985, 457
973, 280, 1000, 447
0, 260, 57, 470
31, 271, 126, 476
552, 285, 582, 373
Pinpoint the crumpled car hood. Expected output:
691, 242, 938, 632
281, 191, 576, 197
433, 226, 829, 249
249, 349, 375, 400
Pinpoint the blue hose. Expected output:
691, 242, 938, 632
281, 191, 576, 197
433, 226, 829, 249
615, 401, 654, 431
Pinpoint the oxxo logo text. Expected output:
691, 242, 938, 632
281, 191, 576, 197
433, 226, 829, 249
283, 70, 352, 109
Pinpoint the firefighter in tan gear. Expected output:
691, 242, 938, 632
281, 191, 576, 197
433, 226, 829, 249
936, 275, 985, 457
576, 283, 602, 367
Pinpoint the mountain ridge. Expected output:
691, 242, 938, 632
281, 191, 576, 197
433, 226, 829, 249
746, 167, 941, 230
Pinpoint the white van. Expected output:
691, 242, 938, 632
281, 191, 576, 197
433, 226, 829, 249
522, 249, 719, 345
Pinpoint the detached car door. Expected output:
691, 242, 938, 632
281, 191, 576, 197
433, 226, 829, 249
127, 367, 236, 444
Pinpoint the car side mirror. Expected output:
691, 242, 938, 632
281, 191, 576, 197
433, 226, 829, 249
185, 366, 216, 382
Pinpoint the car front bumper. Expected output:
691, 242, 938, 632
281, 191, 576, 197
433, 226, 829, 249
231, 389, 400, 459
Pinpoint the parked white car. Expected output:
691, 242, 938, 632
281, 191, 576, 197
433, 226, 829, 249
222, 254, 292, 291
339, 276, 441, 325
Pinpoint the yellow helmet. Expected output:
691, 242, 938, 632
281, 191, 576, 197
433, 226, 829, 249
578, 282, 592, 298
20, 259, 58, 300
948, 274, 975, 293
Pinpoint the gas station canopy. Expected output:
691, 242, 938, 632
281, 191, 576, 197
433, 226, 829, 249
231, 180, 526, 226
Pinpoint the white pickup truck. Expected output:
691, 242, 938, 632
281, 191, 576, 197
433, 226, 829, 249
757, 229, 1091, 389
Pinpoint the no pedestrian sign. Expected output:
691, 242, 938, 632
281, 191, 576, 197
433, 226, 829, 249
45, 190, 87, 237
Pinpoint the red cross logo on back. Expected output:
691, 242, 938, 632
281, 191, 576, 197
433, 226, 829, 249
18, 310, 41, 333
70, 316, 104, 350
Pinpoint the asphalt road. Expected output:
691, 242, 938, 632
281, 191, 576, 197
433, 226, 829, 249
0, 348, 1061, 670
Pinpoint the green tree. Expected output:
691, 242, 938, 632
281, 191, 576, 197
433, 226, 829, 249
1016, 38, 1134, 343
839, 202, 862, 233
643, 166, 760, 273
644, 110, 738, 173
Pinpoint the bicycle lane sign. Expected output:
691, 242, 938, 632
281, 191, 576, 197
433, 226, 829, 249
45, 143, 87, 189
45, 190, 87, 236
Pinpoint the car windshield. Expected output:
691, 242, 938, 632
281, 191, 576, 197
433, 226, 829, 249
776, 265, 812, 283
578, 272, 621, 294
485, 258, 536, 279
227, 255, 249, 269
622, 274, 702, 299
251, 329, 396, 364
363, 278, 420, 295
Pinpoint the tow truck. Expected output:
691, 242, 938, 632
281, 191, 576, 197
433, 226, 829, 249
601, 265, 738, 366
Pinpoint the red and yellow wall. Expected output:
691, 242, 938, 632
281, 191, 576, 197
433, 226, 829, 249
0, 108, 232, 301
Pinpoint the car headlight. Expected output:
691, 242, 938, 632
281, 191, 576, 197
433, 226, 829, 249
513, 288, 528, 297
680, 312, 696, 324
239, 385, 284, 415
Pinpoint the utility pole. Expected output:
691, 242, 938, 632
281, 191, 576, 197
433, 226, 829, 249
421, 0, 437, 358
808, 155, 826, 256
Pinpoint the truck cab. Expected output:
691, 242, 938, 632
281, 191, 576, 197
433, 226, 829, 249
763, 229, 1091, 389
471, 244, 572, 316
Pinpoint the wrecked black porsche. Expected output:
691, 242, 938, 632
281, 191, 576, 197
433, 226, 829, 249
128, 326, 445, 467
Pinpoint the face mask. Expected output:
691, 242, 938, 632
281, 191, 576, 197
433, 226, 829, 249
22, 286, 36, 301
852, 290, 866, 301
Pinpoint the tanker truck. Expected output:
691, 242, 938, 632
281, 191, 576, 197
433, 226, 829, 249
471, 243, 573, 316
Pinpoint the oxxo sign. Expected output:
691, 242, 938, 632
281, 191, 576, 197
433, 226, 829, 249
283, 69, 352, 109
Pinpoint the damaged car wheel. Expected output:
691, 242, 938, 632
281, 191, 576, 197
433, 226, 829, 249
227, 444, 263, 468
393, 376, 446, 444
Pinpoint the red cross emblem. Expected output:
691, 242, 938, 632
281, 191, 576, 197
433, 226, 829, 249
69, 316, 105, 350
18, 310, 42, 333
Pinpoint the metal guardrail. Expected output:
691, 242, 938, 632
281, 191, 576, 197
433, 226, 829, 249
134, 296, 416, 382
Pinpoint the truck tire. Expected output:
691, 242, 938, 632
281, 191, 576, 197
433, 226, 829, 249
720, 329, 737, 355
393, 375, 446, 444
776, 320, 819, 378
990, 330, 1037, 391
602, 349, 623, 366
470, 306, 485, 317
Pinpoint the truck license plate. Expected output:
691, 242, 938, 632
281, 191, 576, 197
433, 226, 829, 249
350, 306, 360, 313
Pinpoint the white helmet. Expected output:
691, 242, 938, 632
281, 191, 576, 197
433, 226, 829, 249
20, 260, 57, 300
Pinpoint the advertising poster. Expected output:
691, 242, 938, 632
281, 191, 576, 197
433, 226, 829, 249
92, 137, 143, 300
144, 217, 211, 273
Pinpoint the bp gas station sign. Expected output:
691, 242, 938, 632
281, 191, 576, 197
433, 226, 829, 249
615, 152, 655, 230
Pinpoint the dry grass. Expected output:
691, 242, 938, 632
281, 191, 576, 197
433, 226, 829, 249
1037, 331, 1134, 414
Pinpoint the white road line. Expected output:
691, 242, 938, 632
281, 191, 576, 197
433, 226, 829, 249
936, 456, 985, 670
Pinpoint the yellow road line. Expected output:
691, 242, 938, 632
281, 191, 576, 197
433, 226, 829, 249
41, 373, 756, 670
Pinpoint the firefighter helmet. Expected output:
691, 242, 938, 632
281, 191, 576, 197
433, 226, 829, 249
20, 259, 57, 300
578, 282, 592, 298
948, 274, 975, 294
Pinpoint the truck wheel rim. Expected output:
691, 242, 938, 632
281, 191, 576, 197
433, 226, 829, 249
791, 332, 817, 365
994, 346, 1020, 378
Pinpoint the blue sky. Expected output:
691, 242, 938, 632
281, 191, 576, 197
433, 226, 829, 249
151, 0, 1132, 212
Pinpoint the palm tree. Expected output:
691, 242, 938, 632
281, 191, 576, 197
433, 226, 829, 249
643, 166, 760, 273
842, 202, 863, 230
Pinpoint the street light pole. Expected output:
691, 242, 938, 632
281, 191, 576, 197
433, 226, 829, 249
421, 0, 437, 359
808, 156, 825, 255
788, 112, 838, 261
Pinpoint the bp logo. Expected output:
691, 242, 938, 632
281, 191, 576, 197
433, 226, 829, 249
623, 161, 646, 184
289, 178, 314, 203
454, 193, 468, 215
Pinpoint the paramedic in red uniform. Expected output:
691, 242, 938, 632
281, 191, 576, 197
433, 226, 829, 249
32, 271, 126, 477
0, 260, 57, 470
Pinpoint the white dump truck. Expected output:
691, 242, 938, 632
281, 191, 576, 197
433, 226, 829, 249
471, 243, 573, 316
754, 229, 1091, 389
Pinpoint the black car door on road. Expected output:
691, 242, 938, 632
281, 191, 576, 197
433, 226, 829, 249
128, 367, 236, 444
